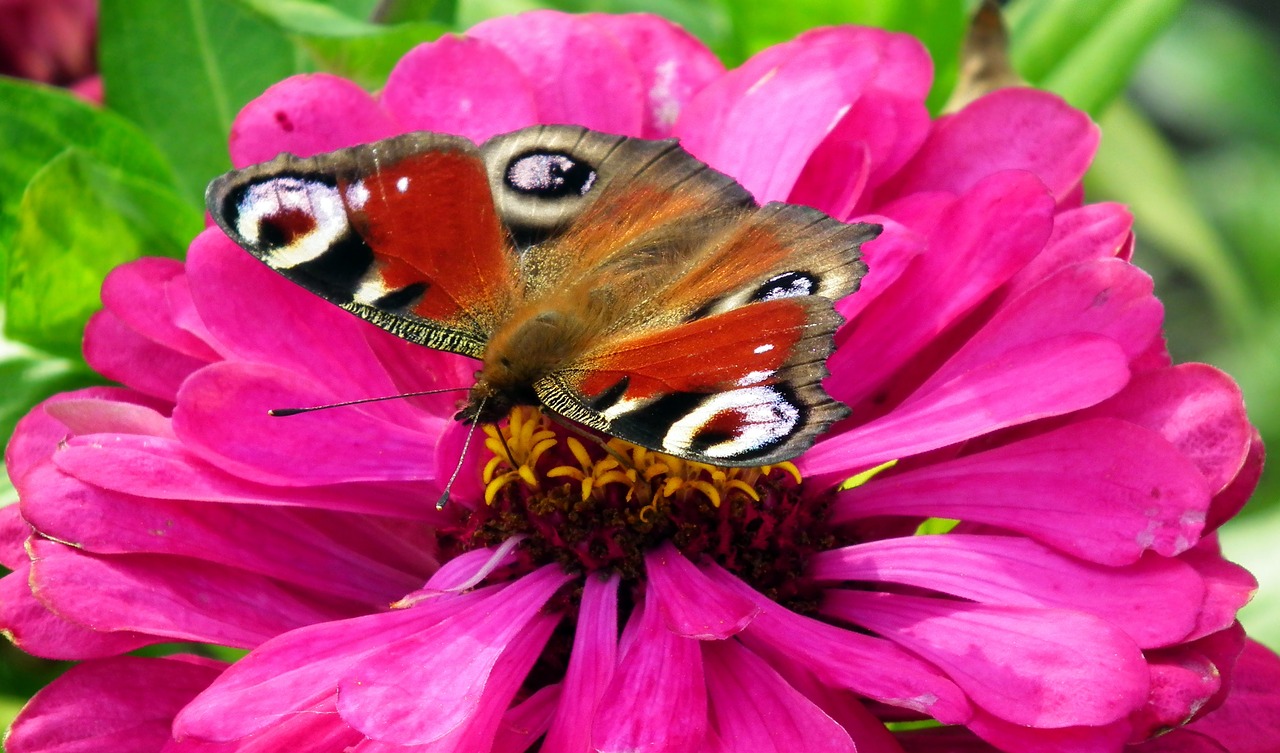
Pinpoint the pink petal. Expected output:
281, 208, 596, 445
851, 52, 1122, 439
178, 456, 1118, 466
703, 562, 971, 723
29, 538, 361, 647
703, 639, 857, 753
919, 258, 1163, 390
1163, 639, 1280, 753
0, 561, 152, 659
677, 27, 930, 202
833, 219, 922, 322
381, 36, 539, 143
337, 565, 571, 745
172, 362, 445, 486
176, 589, 480, 741
1003, 203, 1134, 299
805, 336, 1131, 486
1082, 364, 1251, 495
24, 463, 433, 605
7, 388, 166, 486
809, 535, 1204, 648
789, 138, 870, 218
467, 11, 645, 135
44, 397, 174, 438
0, 504, 29, 567
494, 685, 561, 753
1206, 427, 1262, 531
1180, 537, 1257, 641
6, 656, 222, 753
583, 13, 724, 137
83, 310, 207, 401
593, 592, 707, 753
1132, 626, 1241, 740
543, 572, 620, 753
965, 711, 1133, 753
797, 92, 932, 217
185, 230, 432, 411
828, 171, 1056, 406
823, 590, 1149, 727
645, 543, 759, 638
229, 73, 397, 167
876, 88, 1099, 203
830, 418, 1210, 565
100, 258, 222, 362
51, 432, 434, 518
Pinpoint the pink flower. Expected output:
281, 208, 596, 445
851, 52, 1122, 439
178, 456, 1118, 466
3, 11, 1267, 753
0, 0, 100, 101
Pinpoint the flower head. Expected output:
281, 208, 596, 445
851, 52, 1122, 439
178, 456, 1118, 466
2, 11, 1265, 753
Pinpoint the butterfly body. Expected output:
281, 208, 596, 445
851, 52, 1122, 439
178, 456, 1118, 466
208, 125, 880, 466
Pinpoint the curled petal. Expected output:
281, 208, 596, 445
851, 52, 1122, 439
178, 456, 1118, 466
468, 11, 645, 135
809, 535, 1204, 648
593, 591, 707, 753
6, 656, 223, 753
823, 590, 1149, 728
831, 418, 1210, 565
382, 36, 539, 143
704, 639, 857, 753
230, 73, 397, 166
645, 543, 759, 638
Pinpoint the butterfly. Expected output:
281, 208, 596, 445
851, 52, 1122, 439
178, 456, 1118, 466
206, 125, 881, 467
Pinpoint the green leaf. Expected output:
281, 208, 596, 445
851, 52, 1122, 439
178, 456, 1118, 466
1085, 100, 1255, 337
718, 0, 968, 112
0, 78, 179, 284
1006, 0, 1185, 115
4, 150, 201, 358
372, 0, 458, 25
235, 0, 447, 88
99, 0, 305, 207
1133, 2, 1280, 146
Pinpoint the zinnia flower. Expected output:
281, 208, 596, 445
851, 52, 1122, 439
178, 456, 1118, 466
3, 11, 1270, 753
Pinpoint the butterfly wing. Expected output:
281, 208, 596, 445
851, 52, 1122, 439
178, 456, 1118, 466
535, 201, 879, 466
207, 132, 519, 358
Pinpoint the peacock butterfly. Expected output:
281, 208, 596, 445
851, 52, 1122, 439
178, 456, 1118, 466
206, 125, 880, 467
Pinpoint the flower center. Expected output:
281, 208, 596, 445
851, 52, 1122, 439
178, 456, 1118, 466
446, 407, 836, 611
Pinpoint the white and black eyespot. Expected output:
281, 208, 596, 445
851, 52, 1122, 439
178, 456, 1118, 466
753, 271, 818, 302
662, 386, 802, 460
505, 151, 598, 199
231, 176, 349, 269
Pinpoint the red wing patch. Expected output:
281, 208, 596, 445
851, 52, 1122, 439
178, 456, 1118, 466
343, 150, 515, 325
575, 298, 809, 401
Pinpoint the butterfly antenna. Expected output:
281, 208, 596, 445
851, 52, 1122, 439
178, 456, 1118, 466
269, 387, 469, 417
437, 395, 486, 510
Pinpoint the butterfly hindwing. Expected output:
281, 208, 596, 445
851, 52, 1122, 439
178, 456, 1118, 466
537, 296, 850, 466
207, 133, 519, 358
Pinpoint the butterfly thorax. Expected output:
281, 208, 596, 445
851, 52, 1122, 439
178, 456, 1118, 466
460, 293, 617, 425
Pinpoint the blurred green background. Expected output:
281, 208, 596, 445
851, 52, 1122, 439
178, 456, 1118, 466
0, 0, 1276, 733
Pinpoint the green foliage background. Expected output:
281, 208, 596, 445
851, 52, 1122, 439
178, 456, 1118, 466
1, 0, 1277, 730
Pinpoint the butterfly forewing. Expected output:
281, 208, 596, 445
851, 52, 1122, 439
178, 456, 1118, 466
207, 133, 519, 358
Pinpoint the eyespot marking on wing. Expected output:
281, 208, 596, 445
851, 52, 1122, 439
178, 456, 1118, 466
661, 386, 803, 460
230, 176, 349, 269
753, 271, 818, 302
505, 151, 598, 198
